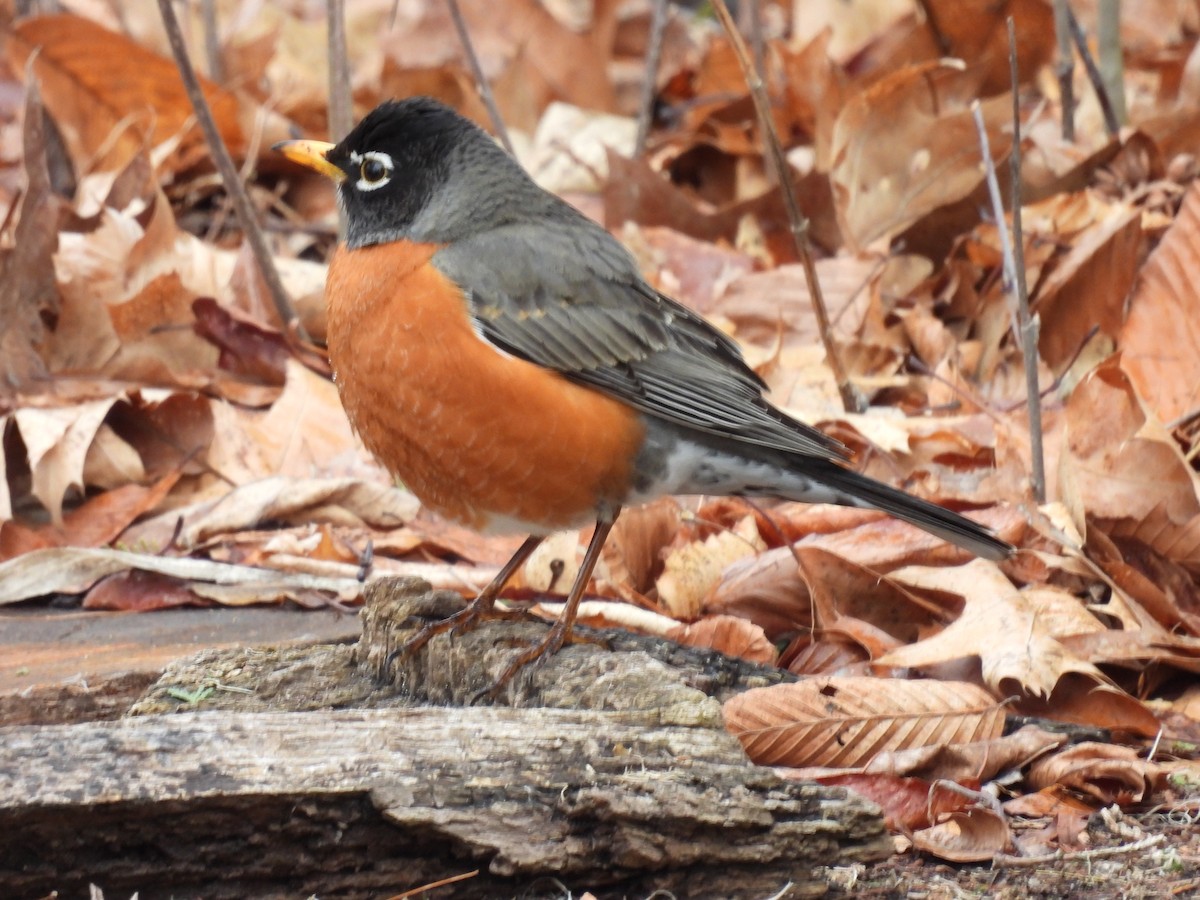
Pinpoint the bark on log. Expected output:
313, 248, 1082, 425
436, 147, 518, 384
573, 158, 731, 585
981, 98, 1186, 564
0, 577, 891, 898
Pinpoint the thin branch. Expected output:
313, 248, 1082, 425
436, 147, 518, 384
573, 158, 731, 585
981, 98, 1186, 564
199, 0, 223, 83
634, 0, 670, 157
326, 0, 353, 143
1007, 18, 1046, 503
1052, 0, 1075, 141
742, 0, 766, 80
711, 0, 861, 413
326, 0, 353, 236
155, 0, 304, 337
1096, 0, 1127, 125
1065, 5, 1121, 136
995, 833, 1164, 867
446, 0, 513, 155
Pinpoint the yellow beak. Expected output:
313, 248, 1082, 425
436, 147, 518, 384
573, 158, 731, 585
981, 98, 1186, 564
273, 139, 344, 182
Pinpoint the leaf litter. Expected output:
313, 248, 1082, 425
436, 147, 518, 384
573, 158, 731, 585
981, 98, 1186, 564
0, 0, 1198, 889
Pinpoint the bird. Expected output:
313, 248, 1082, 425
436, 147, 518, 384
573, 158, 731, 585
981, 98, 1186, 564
274, 97, 1013, 690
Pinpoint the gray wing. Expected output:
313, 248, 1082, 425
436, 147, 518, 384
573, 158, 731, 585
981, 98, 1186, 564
432, 221, 847, 461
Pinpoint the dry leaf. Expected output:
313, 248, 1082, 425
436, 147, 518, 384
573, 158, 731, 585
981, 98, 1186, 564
657, 513, 764, 619
829, 61, 1011, 249
1026, 742, 1158, 805
909, 806, 1012, 862
878, 560, 1108, 699
1120, 181, 1200, 423
723, 676, 1004, 768
664, 615, 776, 664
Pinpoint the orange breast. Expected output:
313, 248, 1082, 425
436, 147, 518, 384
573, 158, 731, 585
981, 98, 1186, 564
324, 241, 646, 532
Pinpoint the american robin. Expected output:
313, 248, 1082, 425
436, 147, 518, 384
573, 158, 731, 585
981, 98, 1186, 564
275, 98, 1013, 686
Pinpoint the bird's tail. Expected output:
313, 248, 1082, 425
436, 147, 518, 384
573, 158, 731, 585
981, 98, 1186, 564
776, 460, 1013, 561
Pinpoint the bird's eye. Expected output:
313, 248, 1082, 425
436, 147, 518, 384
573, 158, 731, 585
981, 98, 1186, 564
361, 158, 387, 183
354, 151, 393, 191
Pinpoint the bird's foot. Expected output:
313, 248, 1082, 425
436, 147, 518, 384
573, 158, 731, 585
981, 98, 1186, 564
385, 595, 535, 670
469, 620, 571, 705
468, 621, 609, 705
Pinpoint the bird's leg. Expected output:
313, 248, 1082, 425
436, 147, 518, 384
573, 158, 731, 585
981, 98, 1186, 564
394, 534, 545, 659
472, 515, 617, 704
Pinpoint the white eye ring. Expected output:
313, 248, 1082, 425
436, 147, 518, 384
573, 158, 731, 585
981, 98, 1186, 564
350, 150, 393, 191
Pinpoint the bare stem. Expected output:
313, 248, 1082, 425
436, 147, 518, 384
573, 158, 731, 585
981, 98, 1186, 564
1007, 18, 1046, 504
446, 0, 514, 155
326, 0, 353, 237
326, 0, 353, 143
634, 0, 670, 157
1066, 5, 1121, 136
156, 0, 303, 337
199, 0, 223, 83
742, 0, 766, 79
1096, 0, 1127, 125
711, 0, 861, 413
1052, 0, 1075, 141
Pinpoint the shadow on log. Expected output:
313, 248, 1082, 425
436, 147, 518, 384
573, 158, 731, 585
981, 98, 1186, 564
0, 576, 890, 899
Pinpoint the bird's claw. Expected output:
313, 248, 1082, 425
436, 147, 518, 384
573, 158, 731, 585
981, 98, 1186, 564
468, 623, 573, 705
384, 601, 489, 672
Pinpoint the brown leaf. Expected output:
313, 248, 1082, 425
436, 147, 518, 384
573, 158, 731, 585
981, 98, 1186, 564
829, 61, 1012, 249
807, 772, 972, 832
59, 469, 182, 548
83, 569, 204, 611
1026, 742, 1158, 805
657, 513, 764, 619
1060, 356, 1200, 565
920, 0, 1056, 92
1035, 199, 1142, 372
0, 69, 62, 389
664, 615, 776, 664
780, 635, 870, 676
909, 805, 1012, 862
603, 150, 840, 255
180, 477, 420, 548
1014, 673, 1161, 739
192, 297, 289, 386
878, 560, 1112, 699
865, 724, 1066, 783
12, 398, 120, 525
1120, 181, 1200, 423
702, 546, 811, 637
602, 497, 682, 595
7, 14, 244, 173
723, 676, 1004, 768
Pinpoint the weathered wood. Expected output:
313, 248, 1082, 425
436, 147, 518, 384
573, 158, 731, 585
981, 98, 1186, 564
0, 707, 889, 898
357, 575, 799, 710
0, 606, 361, 726
0, 577, 891, 898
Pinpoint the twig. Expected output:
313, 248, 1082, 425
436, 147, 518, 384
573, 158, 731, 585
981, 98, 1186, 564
199, 0, 223, 83
1065, 5, 1121, 136
634, 0, 670, 157
1007, 18, 1046, 503
326, 0, 353, 143
742, 0, 766, 80
1096, 0, 1127, 125
1052, 0, 1075, 141
971, 105, 1036, 497
385, 868, 479, 899
156, 0, 304, 338
326, 0, 352, 236
994, 832, 1165, 867
445, 0, 514, 155
710, 0, 861, 413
